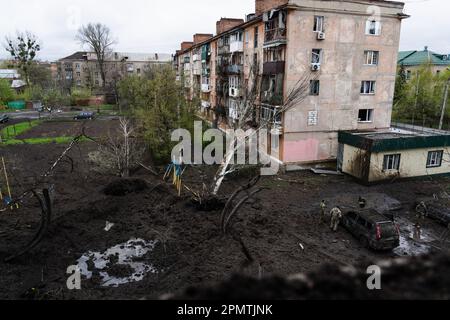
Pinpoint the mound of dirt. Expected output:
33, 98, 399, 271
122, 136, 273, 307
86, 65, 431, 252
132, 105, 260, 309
103, 178, 149, 196
173, 252, 450, 300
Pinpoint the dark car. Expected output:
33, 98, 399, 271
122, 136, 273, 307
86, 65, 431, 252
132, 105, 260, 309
74, 112, 95, 120
0, 114, 9, 124
342, 209, 400, 251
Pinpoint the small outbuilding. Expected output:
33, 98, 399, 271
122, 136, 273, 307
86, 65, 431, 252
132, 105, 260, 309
338, 124, 450, 183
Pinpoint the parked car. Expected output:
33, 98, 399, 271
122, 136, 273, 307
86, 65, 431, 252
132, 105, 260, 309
74, 112, 95, 120
417, 200, 450, 229
0, 114, 9, 124
342, 209, 400, 251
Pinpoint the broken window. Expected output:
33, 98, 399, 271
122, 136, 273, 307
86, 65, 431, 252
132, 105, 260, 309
358, 109, 374, 122
364, 51, 379, 65
383, 154, 401, 171
360, 81, 376, 94
314, 16, 324, 32
427, 151, 444, 168
312, 49, 322, 64
310, 80, 320, 96
254, 27, 259, 48
366, 20, 381, 35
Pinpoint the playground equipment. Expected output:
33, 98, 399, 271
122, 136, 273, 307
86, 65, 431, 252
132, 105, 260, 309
163, 158, 185, 196
0, 157, 19, 210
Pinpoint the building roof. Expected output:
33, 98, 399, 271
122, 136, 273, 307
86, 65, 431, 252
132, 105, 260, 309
59, 52, 172, 63
398, 48, 450, 67
339, 124, 450, 153
0, 69, 20, 79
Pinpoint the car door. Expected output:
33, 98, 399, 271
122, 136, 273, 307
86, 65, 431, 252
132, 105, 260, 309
344, 212, 358, 235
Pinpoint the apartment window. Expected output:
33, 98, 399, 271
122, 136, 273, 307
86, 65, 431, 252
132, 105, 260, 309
360, 81, 376, 94
366, 20, 381, 35
314, 16, 324, 32
76, 72, 81, 77
383, 154, 401, 171
310, 80, 320, 95
137, 68, 141, 74
312, 49, 322, 64
364, 51, 379, 65
245, 31, 249, 44
95, 80, 99, 85
76, 80, 82, 86
95, 72, 99, 77
75, 63, 80, 69
254, 27, 259, 48
358, 109, 374, 122
427, 151, 444, 168
405, 70, 412, 80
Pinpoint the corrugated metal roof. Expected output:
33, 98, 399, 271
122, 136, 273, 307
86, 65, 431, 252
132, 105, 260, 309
398, 49, 450, 66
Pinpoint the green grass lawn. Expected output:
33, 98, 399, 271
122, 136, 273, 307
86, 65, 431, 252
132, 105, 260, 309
0, 120, 88, 146
0, 120, 41, 139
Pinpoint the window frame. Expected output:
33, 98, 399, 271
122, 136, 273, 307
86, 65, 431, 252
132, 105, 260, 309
364, 50, 379, 66
309, 80, 320, 96
313, 16, 325, 32
366, 20, 381, 36
311, 49, 322, 64
358, 109, 374, 123
360, 81, 376, 95
383, 154, 401, 172
427, 150, 444, 168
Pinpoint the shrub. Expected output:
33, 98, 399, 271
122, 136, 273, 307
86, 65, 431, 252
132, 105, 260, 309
0, 79, 15, 104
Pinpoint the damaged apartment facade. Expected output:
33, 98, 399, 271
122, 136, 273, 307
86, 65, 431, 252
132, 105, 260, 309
174, 0, 408, 165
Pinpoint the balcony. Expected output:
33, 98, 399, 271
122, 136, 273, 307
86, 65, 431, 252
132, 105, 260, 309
184, 63, 191, 72
260, 103, 283, 134
201, 100, 211, 109
230, 41, 244, 53
264, 28, 287, 47
263, 61, 285, 75
193, 54, 201, 62
201, 83, 211, 93
227, 64, 243, 74
193, 61, 202, 75
218, 45, 230, 56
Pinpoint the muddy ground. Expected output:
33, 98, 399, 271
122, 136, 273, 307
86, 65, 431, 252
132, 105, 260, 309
0, 119, 449, 300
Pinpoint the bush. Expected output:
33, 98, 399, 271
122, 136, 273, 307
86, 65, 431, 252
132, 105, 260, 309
0, 79, 15, 104
70, 87, 92, 106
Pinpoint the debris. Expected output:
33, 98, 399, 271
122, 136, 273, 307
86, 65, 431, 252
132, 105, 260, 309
311, 168, 343, 176
299, 243, 305, 250
104, 221, 115, 232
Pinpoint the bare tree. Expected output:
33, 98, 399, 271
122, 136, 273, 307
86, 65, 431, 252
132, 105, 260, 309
89, 117, 144, 177
210, 58, 318, 195
76, 23, 115, 88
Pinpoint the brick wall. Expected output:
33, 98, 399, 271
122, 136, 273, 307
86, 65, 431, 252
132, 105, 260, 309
216, 18, 245, 35
193, 34, 214, 45
255, 0, 288, 16
181, 42, 194, 51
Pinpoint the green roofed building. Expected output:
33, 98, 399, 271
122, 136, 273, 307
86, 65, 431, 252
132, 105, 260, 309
398, 46, 450, 79
338, 124, 450, 184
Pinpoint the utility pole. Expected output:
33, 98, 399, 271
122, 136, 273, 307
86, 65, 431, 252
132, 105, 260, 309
439, 76, 450, 130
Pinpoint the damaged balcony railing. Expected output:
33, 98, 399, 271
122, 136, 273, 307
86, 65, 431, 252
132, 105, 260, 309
264, 28, 287, 44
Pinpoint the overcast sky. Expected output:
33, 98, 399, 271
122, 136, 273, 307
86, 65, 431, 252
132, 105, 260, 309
0, 0, 448, 61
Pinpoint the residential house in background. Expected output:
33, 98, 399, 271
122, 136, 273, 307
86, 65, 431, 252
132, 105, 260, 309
174, 0, 409, 165
398, 47, 450, 79
58, 51, 172, 89
0, 69, 26, 91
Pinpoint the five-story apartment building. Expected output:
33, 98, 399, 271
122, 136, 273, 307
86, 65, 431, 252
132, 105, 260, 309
174, 0, 408, 164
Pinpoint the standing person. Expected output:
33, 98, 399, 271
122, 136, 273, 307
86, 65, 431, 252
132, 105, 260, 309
330, 207, 343, 232
358, 196, 367, 209
320, 200, 327, 224
416, 201, 428, 220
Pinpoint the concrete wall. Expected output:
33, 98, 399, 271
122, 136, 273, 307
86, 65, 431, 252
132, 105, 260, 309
282, 0, 404, 163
